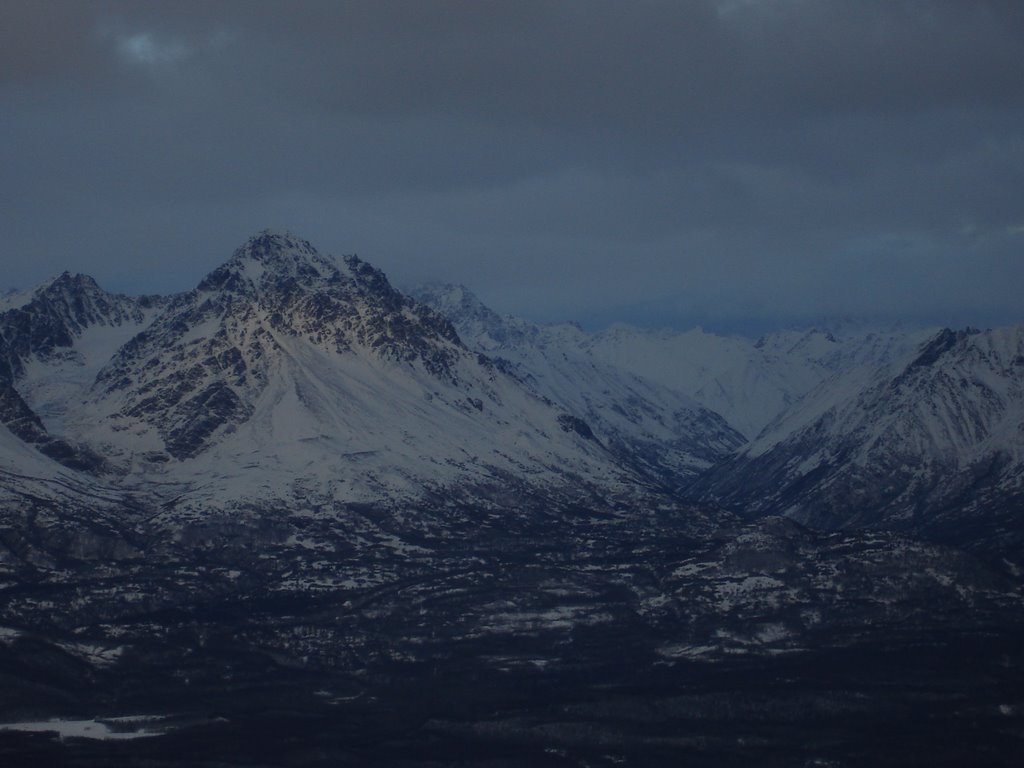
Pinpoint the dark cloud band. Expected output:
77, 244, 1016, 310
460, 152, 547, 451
2, 0, 1022, 331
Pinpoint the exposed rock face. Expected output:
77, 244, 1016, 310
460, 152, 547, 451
0, 272, 157, 377
0, 381, 99, 471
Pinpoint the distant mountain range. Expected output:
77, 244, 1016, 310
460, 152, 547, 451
414, 280, 1024, 565
0, 231, 1021, 765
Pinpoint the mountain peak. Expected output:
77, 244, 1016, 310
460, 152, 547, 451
197, 230, 340, 295
238, 229, 316, 261
95, 233, 468, 458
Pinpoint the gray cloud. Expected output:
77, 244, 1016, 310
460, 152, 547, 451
2, 1, 1023, 332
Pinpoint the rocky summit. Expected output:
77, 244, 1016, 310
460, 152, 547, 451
0, 232, 1021, 767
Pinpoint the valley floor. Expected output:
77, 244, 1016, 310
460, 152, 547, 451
0, 631, 1022, 767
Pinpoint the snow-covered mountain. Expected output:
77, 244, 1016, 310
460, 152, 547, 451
412, 284, 745, 485
1, 232, 652, 518
693, 326, 1024, 562
3, 244, 1018, 545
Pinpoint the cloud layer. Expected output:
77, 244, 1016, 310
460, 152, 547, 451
2, 1, 1023, 331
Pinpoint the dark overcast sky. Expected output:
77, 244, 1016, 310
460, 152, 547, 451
2, 1, 1023, 332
